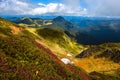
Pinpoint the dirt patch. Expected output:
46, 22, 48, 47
10, 26, 21, 34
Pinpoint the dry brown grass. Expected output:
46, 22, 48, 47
74, 56, 120, 74
10, 26, 21, 34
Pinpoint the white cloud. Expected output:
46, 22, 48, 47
30, 2, 87, 16
61, 0, 88, 16
0, 0, 87, 16
0, 0, 120, 17
38, 3, 46, 7
84, 0, 120, 17
30, 3, 66, 15
0, 0, 32, 14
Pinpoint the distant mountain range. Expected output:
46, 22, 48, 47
10, 16, 99, 45
4, 16, 120, 45
69, 17, 120, 44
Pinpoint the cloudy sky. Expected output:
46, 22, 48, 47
0, 0, 120, 17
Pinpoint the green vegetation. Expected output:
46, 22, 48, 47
15, 17, 53, 28
0, 18, 13, 36
90, 71, 120, 80
37, 28, 67, 48
37, 28, 64, 41
76, 43, 120, 63
0, 17, 91, 80
1, 16, 120, 80
75, 43, 120, 79
36, 28, 82, 54
0, 36, 86, 80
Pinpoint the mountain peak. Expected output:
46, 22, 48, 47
53, 16, 65, 22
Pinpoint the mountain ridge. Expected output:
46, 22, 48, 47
12, 16, 99, 45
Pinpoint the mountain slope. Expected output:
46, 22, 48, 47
1, 16, 120, 80
64, 30, 98, 45
12, 16, 98, 45
75, 43, 120, 79
51, 16, 77, 31
36, 28, 82, 54
13, 16, 79, 31
76, 43, 120, 63
70, 18, 120, 43
14, 17, 52, 28
0, 17, 91, 80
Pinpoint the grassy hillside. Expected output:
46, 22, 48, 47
0, 17, 15, 36
36, 28, 82, 54
0, 17, 91, 80
90, 71, 120, 80
0, 36, 89, 80
13, 16, 80, 32
75, 43, 120, 79
15, 17, 53, 28
12, 16, 84, 57
76, 43, 120, 63
13, 16, 100, 45
1, 16, 120, 80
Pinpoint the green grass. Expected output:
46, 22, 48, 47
90, 71, 120, 80
36, 28, 82, 54
0, 27, 12, 36
36, 28, 66, 48
16, 17, 53, 28
76, 43, 120, 62
75, 42, 120, 78
0, 17, 90, 80
0, 35, 86, 80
